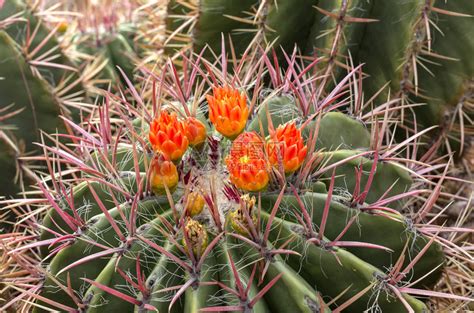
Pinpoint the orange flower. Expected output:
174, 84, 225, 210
206, 86, 249, 139
267, 122, 307, 174
149, 111, 189, 161
150, 154, 179, 195
185, 117, 207, 146
225, 132, 269, 191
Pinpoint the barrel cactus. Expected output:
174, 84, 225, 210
1, 49, 471, 312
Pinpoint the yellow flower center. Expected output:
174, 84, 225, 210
239, 155, 250, 163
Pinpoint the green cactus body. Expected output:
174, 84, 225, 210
193, 0, 258, 55
228, 225, 331, 313
319, 150, 413, 206
0, 31, 63, 196
213, 240, 270, 312
308, 112, 371, 150
0, 31, 62, 150
182, 255, 218, 313
166, 0, 319, 58
166, 0, 250, 55
265, 213, 427, 312
74, 29, 139, 88
263, 0, 319, 55
143, 242, 185, 313
76, 38, 119, 84
260, 192, 445, 287
36, 198, 172, 311
353, 0, 425, 99
84, 211, 174, 312
249, 99, 372, 150
306, 0, 371, 76
248, 95, 301, 137
0, 140, 20, 197
0, 0, 84, 99
254, 254, 330, 313
107, 33, 138, 82
413, 0, 474, 151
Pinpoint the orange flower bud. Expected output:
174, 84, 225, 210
150, 154, 179, 195
267, 122, 307, 174
185, 192, 205, 217
206, 86, 249, 139
225, 132, 269, 192
149, 111, 189, 161
185, 117, 207, 146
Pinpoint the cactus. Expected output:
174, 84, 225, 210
0, 0, 81, 181
164, 0, 474, 159
0, 0, 86, 197
0, 0, 146, 197
0, 0, 84, 96
0, 30, 64, 197
72, 21, 142, 86
2, 49, 471, 313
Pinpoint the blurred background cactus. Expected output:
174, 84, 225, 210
1, 0, 473, 312
0, 0, 152, 197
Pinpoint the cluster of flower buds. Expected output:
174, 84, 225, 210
206, 86, 307, 191
148, 111, 207, 194
146, 86, 308, 256
148, 86, 308, 194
